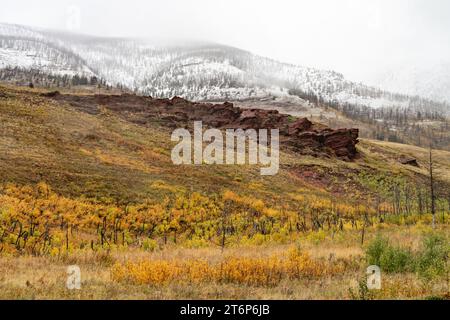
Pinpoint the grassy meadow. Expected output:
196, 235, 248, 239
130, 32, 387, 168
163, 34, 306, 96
0, 224, 448, 300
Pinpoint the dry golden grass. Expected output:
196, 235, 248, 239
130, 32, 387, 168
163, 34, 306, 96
0, 226, 447, 300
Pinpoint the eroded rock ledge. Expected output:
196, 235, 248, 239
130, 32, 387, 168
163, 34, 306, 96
50, 93, 359, 160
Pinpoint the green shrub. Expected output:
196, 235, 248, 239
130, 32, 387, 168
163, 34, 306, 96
366, 234, 449, 278
366, 235, 413, 273
366, 235, 389, 266
142, 238, 158, 252
379, 245, 414, 273
416, 234, 449, 280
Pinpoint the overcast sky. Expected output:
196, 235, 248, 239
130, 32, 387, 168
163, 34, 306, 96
1, 0, 449, 82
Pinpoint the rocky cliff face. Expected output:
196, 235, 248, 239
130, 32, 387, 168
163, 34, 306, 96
49, 93, 359, 160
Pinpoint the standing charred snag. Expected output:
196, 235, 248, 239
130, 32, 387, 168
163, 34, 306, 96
220, 201, 230, 253
361, 212, 369, 245
217, 196, 234, 253
66, 224, 70, 251
429, 144, 436, 229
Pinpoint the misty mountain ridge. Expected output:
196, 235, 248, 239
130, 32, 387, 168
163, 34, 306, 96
0, 22, 448, 116
370, 62, 450, 104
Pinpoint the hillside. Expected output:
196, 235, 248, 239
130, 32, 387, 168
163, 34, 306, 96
1, 84, 449, 204
1, 23, 448, 116
1, 84, 449, 300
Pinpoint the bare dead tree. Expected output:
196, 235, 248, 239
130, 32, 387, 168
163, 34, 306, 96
429, 144, 436, 229
219, 199, 233, 253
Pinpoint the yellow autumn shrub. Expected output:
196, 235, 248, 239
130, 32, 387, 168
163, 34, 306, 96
111, 247, 345, 287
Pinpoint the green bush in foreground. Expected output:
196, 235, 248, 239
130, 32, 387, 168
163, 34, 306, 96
416, 234, 449, 280
366, 234, 449, 279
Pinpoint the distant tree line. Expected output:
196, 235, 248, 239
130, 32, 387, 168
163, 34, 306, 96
0, 67, 109, 89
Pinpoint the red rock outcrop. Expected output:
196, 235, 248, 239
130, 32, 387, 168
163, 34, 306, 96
50, 93, 359, 160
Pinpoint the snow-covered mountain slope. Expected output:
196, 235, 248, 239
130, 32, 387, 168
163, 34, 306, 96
0, 22, 448, 115
0, 24, 95, 78
0, 45, 94, 77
